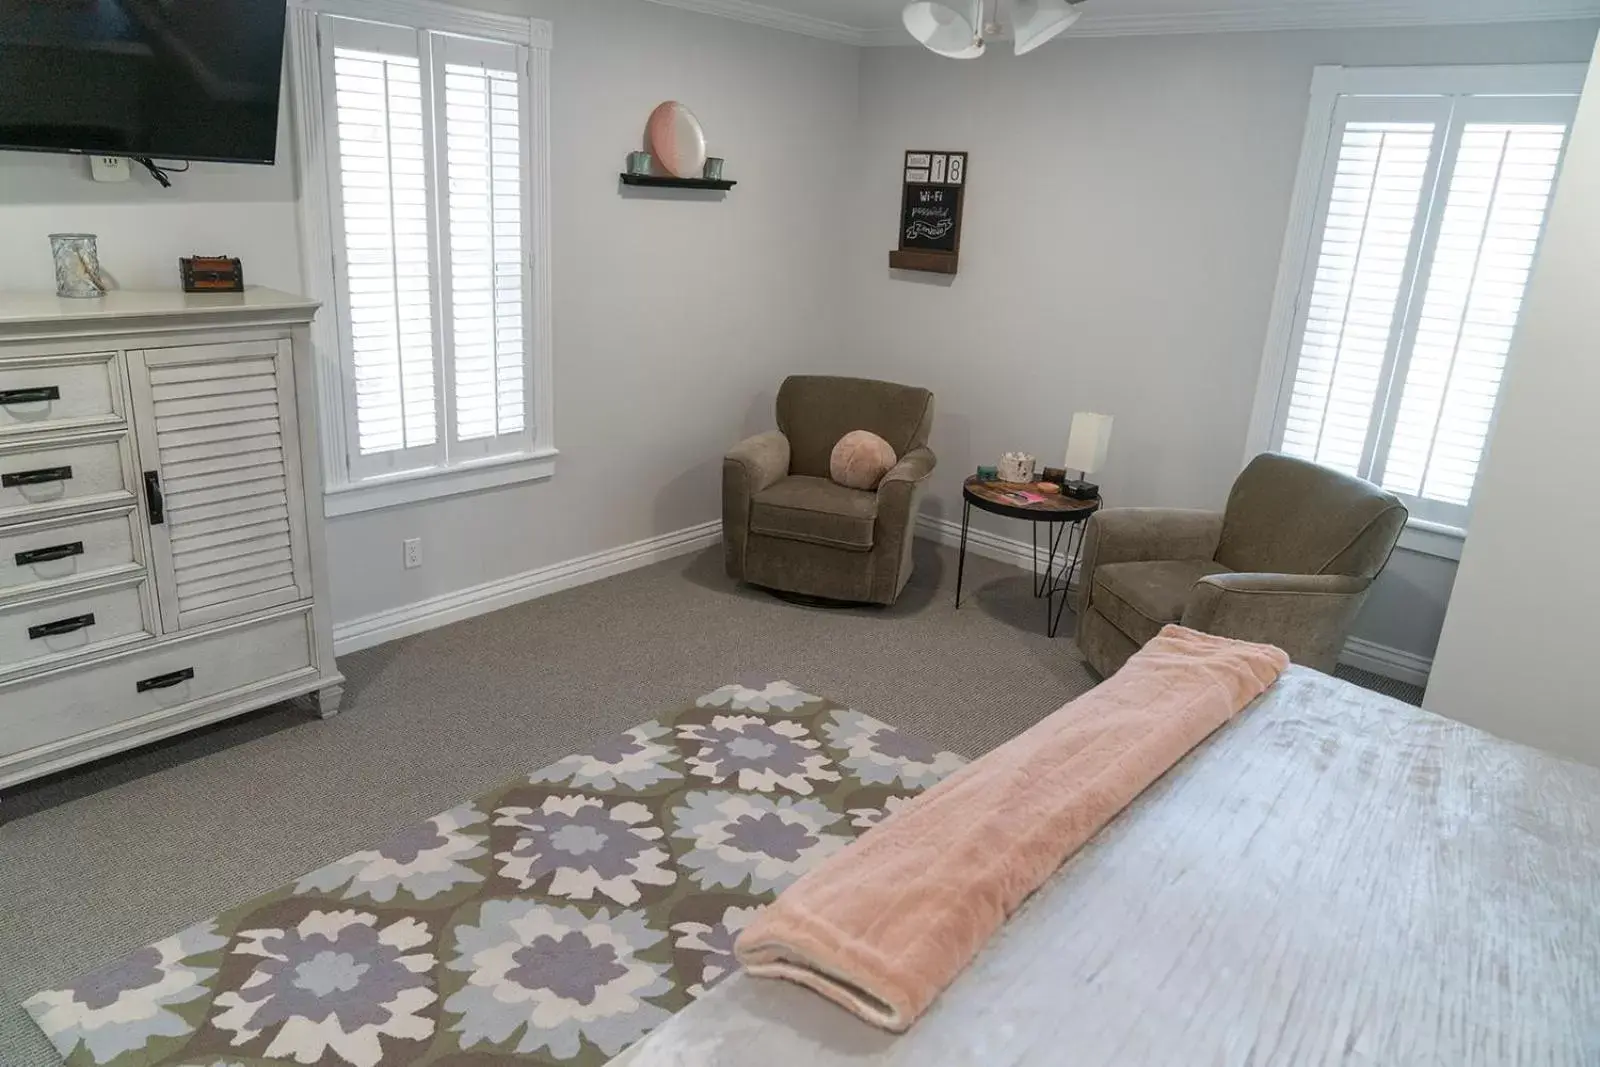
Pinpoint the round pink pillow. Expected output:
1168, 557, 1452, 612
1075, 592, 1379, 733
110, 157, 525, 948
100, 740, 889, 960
830, 430, 898, 490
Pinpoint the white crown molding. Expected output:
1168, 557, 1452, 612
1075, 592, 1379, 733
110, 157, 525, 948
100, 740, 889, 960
658, 0, 1599, 47
634, 0, 869, 44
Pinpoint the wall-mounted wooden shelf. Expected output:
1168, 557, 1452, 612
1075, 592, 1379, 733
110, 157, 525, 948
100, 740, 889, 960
889, 249, 958, 275
619, 173, 736, 191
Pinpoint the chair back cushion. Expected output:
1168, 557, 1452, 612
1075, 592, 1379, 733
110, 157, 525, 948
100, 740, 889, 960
777, 376, 934, 479
1216, 453, 1407, 578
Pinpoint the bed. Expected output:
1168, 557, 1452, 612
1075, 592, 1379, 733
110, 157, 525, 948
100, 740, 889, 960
615, 666, 1600, 1066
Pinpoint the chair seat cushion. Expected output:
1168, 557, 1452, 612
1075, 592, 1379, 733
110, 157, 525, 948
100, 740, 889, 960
1093, 559, 1233, 646
751, 475, 878, 552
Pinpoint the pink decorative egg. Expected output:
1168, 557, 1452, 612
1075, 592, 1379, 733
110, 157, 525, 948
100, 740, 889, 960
647, 101, 708, 179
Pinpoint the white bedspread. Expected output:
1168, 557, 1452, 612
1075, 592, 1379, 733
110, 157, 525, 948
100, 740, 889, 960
617, 666, 1600, 1066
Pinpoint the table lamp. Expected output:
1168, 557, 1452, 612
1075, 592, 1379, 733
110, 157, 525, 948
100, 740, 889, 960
1062, 412, 1112, 500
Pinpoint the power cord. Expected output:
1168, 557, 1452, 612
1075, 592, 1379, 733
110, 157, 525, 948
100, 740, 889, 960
130, 156, 191, 187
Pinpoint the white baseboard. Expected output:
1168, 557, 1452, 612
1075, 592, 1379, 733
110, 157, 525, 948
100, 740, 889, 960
1339, 636, 1433, 687
915, 514, 1079, 576
914, 514, 1431, 686
333, 520, 722, 656
333, 513, 1434, 688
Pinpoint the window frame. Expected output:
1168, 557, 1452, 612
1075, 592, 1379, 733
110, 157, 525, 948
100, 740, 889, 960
287, 0, 555, 518
1245, 63, 1586, 560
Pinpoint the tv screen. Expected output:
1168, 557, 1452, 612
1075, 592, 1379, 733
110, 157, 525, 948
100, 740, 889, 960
0, 0, 287, 165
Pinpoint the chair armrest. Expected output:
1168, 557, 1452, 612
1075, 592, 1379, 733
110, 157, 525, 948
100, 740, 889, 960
724, 431, 791, 496
1077, 508, 1224, 610
722, 431, 791, 581
878, 447, 937, 496
1181, 572, 1372, 672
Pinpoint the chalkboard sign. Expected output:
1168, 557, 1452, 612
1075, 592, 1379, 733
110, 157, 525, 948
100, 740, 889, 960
891, 151, 968, 274
902, 185, 959, 251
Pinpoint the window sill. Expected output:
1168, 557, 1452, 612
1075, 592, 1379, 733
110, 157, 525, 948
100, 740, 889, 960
1396, 518, 1465, 562
323, 448, 558, 518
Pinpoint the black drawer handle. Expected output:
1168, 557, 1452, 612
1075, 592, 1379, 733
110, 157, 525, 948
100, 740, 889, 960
144, 471, 164, 525
28, 613, 95, 640
15, 541, 84, 566
0, 386, 60, 405
2, 465, 73, 488
136, 667, 194, 693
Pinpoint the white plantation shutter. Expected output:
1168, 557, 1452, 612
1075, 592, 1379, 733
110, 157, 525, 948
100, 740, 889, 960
315, 13, 540, 485
326, 20, 441, 478
1282, 114, 1441, 475
1378, 110, 1571, 524
1274, 88, 1575, 530
436, 37, 531, 456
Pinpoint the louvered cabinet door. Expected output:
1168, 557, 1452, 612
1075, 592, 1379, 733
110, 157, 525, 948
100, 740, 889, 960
127, 338, 313, 633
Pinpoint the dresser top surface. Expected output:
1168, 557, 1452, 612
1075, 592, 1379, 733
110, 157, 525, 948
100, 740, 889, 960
0, 287, 318, 332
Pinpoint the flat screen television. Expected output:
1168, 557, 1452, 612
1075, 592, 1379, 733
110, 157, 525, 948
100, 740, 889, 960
0, 0, 288, 165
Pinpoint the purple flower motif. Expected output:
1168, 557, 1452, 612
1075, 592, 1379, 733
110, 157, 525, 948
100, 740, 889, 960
672, 791, 849, 893
495, 795, 675, 905
445, 900, 672, 1059
672, 905, 760, 997
847, 794, 918, 829
678, 715, 840, 795
210, 910, 436, 1067
695, 681, 822, 712
25, 922, 226, 1065
529, 722, 681, 791
296, 804, 487, 904
823, 709, 965, 789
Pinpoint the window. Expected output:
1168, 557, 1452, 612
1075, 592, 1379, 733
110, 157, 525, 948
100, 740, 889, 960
288, 0, 553, 516
1251, 65, 1582, 552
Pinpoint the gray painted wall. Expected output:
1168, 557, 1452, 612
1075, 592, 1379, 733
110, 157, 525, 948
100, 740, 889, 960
840, 21, 1598, 660
1426, 36, 1600, 766
0, 0, 861, 628
0, 9, 1590, 665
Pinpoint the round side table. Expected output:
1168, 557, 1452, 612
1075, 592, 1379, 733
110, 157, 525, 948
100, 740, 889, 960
957, 476, 1101, 637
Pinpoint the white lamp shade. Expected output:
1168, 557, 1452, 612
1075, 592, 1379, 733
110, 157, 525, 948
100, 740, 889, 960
903, 1, 985, 58
1063, 412, 1113, 474
1009, 0, 1081, 54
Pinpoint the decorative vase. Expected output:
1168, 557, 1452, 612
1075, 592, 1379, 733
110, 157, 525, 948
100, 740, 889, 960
998, 452, 1036, 483
50, 233, 108, 299
647, 101, 707, 179
626, 150, 653, 176
703, 157, 725, 181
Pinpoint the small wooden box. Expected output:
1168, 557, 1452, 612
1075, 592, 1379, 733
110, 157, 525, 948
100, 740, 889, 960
180, 256, 244, 293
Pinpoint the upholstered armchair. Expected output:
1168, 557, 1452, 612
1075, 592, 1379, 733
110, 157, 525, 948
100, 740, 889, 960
723, 376, 936, 605
1076, 452, 1407, 676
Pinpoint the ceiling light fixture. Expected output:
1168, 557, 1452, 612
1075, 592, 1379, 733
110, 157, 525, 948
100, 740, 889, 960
901, 0, 985, 58
902, 0, 1085, 57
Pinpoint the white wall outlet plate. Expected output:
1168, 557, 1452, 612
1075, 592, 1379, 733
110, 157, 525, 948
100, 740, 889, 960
403, 537, 422, 570
90, 156, 130, 183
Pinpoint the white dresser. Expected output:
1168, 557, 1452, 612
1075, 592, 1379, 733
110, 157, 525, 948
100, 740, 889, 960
0, 288, 343, 789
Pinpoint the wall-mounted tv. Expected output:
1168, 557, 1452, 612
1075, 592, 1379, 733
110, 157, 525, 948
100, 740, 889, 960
0, 0, 288, 165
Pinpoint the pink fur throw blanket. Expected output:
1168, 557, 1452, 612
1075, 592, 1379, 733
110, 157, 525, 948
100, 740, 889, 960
734, 625, 1290, 1031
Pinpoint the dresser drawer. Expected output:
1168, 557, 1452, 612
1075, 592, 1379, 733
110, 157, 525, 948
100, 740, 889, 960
0, 509, 140, 598
0, 432, 135, 521
0, 352, 120, 435
0, 578, 151, 676
0, 609, 314, 761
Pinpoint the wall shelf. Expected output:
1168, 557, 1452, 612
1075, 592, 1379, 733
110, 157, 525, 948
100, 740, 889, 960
619, 173, 736, 191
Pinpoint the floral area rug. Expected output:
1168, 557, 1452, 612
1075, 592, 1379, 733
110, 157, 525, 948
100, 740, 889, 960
26, 682, 966, 1067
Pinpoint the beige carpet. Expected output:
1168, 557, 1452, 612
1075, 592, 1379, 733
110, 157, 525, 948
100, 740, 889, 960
0, 541, 1418, 1067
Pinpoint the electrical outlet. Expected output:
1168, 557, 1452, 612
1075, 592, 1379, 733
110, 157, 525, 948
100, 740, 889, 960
90, 156, 130, 183
403, 538, 422, 570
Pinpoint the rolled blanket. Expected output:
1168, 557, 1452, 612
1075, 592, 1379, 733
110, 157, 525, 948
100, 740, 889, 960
734, 624, 1290, 1031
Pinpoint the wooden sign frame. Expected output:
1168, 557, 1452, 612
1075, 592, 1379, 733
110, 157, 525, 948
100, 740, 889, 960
890, 150, 968, 275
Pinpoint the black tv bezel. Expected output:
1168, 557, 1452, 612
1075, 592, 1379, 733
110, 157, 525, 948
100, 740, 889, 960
0, 139, 279, 167
0, 0, 287, 168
